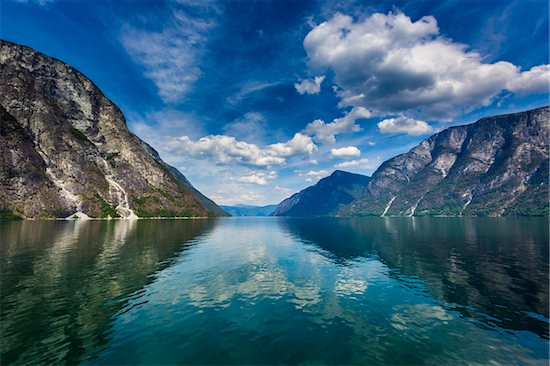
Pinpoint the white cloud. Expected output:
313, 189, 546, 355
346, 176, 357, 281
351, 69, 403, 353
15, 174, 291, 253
210, 191, 267, 206
303, 107, 371, 144
294, 75, 326, 95
274, 186, 294, 197
304, 12, 550, 119
506, 65, 550, 94
334, 156, 382, 171
330, 146, 361, 157
334, 158, 377, 169
131, 108, 206, 140
223, 112, 267, 143
165, 132, 316, 167
119, 1, 219, 103
378, 116, 433, 136
303, 169, 329, 182
236, 171, 277, 185
227, 81, 281, 105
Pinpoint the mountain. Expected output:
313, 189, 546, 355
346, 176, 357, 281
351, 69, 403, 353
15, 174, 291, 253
220, 205, 277, 216
340, 106, 549, 217
273, 170, 371, 216
0, 40, 227, 219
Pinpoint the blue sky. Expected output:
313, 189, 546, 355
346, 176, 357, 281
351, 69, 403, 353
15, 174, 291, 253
4, 0, 549, 205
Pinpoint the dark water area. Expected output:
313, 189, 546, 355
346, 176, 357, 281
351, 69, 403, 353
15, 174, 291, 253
1, 217, 548, 365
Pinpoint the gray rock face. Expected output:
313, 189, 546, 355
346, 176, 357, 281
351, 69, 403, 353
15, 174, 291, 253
273, 170, 371, 216
341, 106, 549, 217
0, 40, 226, 219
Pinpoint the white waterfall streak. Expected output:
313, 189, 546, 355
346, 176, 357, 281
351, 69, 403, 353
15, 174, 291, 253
99, 159, 138, 220
381, 196, 397, 217
46, 168, 90, 220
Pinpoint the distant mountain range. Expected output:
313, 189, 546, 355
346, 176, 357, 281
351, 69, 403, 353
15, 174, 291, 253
273, 171, 370, 216
220, 205, 277, 216
275, 106, 549, 217
0, 40, 227, 219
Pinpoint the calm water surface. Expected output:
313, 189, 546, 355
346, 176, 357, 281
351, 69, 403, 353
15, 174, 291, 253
1, 217, 548, 365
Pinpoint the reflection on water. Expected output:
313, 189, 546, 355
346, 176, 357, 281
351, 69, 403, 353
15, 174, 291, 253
279, 217, 549, 338
0, 219, 215, 365
1, 217, 548, 365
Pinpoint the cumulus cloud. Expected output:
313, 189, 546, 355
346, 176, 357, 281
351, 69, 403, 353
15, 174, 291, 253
210, 191, 267, 206
506, 65, 550, 94
304, 12, 550, 119
378, 116, 433, 135
303, 107, 371, 144
120, 1, 219, 102
165, 132, 316, 167
334, 158, 379, 170
330, 146, 361, 157
236, 171, 277, 185
294, 75, 326, 95
303, 169, 329, 182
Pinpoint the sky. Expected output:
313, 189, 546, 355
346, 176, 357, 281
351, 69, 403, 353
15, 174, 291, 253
3, 0, 549, 205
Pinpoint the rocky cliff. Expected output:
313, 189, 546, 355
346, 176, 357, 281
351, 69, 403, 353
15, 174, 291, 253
341, 106, 549, 216
0, 40, 226, 219
273, 170, 371, 216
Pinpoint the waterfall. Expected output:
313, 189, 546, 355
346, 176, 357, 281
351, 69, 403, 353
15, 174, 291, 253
408, 195, 426, 217
46, 168, 90, 220
99, 159, 138, 220
381, 196, 397, 217
460, 197, 472, 215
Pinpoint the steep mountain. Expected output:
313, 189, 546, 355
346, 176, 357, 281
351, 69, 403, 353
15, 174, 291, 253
341, 106, 549, 217
220, 205, 277, 216
0, 40, 227, 219
273, 170, 371, 216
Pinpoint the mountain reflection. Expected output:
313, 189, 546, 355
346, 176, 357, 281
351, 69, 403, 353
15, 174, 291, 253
2, 218, 548, 365
0, 219, 215, 365
278, 217, 549, 339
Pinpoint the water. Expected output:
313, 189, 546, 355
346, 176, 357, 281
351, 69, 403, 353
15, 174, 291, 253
1, 217, 548, 365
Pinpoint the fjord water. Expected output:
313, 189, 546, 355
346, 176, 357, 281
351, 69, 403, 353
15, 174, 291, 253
1, 218, 548, 365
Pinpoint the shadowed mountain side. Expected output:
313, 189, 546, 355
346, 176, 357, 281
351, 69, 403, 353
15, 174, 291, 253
273, 171, 371, 217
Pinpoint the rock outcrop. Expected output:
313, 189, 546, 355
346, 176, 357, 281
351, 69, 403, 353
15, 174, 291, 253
341, 106, 549, 216
273, 170, 371, 216
0, 40, 226, 219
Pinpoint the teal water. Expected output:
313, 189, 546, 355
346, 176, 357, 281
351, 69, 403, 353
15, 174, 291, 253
1, 217, 548, 365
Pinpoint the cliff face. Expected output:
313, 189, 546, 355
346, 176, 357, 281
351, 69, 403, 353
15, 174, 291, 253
273, 170, 371, 216
0, 40, 226, 219
341, 106, 549, 217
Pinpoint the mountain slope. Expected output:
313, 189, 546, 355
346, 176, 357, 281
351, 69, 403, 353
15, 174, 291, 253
341, 106, 549, 217
273, 170, 371, 216
220, 205, 277, 216
0, 40, 227, 219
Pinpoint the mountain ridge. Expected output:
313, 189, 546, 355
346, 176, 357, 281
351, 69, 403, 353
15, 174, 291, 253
275, 106, 549, 217
273, 170, 371, 216
0, 40, 227, 219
